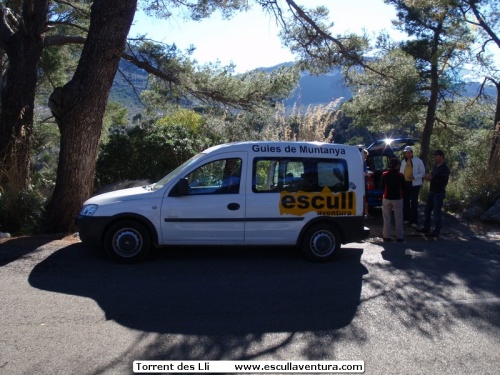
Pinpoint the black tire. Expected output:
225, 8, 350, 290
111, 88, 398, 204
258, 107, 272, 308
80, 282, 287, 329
301, 223, 340, 262
104, 220, 151, 263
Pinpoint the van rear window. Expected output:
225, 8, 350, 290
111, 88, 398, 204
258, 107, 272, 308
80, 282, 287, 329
253, 157, 348, 193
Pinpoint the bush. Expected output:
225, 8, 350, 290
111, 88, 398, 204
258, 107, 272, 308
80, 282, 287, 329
449, 164, 500, 210
95, 119, 221, 191
425, 120, 499, 213
0, 188, 46, 234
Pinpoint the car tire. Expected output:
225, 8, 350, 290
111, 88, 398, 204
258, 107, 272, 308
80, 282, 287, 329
104, 220, 151, 263
301, 223, 340, 262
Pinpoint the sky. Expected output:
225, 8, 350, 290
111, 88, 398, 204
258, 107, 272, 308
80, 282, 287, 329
130, 0, 403, 73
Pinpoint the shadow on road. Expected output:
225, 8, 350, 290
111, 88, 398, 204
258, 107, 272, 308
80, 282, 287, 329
370, 207, 500, 338
28, 244, 368, 336
23, 210, 500, 368
0, 234, 66, 267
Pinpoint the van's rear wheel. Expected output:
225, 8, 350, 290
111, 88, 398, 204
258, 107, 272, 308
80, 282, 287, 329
301, 223, 340, 262
104, 220, 151, 263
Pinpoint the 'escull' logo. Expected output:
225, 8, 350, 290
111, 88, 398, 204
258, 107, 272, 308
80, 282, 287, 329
279, 187, 356, 216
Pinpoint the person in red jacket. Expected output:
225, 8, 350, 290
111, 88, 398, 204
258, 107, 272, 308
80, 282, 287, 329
381, 158, 406, 242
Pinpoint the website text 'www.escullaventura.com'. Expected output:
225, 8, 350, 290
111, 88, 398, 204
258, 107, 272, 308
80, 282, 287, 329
133, 360, 364, 373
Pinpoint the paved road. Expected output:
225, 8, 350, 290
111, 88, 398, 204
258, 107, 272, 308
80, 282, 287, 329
1, 217, 499, 375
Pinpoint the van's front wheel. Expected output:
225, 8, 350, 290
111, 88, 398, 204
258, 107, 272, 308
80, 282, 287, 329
104, 220, 151, 263
301, 223, 340, 262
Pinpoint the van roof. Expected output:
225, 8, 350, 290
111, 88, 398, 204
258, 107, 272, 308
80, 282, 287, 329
202, 141, 358, 154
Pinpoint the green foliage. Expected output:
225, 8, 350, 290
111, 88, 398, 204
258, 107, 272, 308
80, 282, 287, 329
94, 97, 345, 191
342, 49, 422, 132
31, 121, 60, 189
36, 1, 91, 96
95, 109, 222, 190
447, 164, 500, 212
38, 46, 74, 91
278, 4, 369, 74
47, 0, 91, 29
156, 108, 204, 132
104, 102, 128, 128
420, 100, 499, 211
0, 188, 46, 234
141, 0, 249, 21
385, 0, 474, 94
427, 100, 492, 161
102, 102, 129, 143
127, 37, 300, 112
141, 57, 300, 111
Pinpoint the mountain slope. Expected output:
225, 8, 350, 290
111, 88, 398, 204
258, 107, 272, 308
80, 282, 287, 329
110, 61, 495, 113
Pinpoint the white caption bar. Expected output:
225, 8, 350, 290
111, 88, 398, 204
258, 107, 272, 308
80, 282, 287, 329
133, 360, 364, 373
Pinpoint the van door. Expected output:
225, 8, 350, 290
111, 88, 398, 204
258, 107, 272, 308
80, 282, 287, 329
246, 156, 352, 244
161, 153, 246, 243
245, 157, 309, 244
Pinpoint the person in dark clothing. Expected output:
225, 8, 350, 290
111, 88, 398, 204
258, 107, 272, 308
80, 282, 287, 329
381, 158, 406, 242
417, 150, 451, 237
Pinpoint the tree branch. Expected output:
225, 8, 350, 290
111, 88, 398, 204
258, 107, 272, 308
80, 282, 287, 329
466, 0, 500, 50
0, 7, 17, 47
44, 35, 86, 47
53, 0, 91, 19
46, 20, 89, 33
279, 0, 388, 78
121, 47, 181, 85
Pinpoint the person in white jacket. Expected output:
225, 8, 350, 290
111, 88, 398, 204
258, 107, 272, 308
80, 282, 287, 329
400, 146, 425, 227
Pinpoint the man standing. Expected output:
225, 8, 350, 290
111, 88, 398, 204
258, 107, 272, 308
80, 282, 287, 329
381, 158, 406, 242
400, 146, 425, 228
417, 150, 450, 238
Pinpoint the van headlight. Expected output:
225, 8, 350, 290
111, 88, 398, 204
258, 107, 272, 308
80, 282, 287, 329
80, 204, 98, 216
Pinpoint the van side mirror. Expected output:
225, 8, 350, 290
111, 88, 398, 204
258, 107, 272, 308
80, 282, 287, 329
170, 178, 189, 196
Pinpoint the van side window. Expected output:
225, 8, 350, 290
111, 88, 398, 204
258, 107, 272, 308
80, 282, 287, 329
253, 157, 348, 193
186, 158, 242, 195
318, 162, 347, 191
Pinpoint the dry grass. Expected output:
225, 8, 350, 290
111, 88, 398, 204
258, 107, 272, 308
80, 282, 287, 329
261, 100, 341, 142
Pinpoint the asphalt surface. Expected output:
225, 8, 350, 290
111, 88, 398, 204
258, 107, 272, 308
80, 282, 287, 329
1, 212, 499, 375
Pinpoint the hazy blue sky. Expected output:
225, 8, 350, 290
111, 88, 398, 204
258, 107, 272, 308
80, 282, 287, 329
131, 0, 403, 73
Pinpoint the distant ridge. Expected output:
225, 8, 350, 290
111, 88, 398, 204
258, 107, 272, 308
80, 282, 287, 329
258, 62, 352, 106
110, 60, 494, 114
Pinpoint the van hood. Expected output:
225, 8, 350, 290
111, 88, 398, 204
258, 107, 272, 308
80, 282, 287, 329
84, 186, 156, 205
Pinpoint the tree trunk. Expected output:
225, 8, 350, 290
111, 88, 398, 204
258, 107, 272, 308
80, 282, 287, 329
419, 61, 439, 164
46, 0, 137, 233
487, 82, 500, 175
418, 22, 443, 165
0, 0, 49, 190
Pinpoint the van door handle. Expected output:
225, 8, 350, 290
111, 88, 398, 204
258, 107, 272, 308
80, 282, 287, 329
227, 203, 240, 210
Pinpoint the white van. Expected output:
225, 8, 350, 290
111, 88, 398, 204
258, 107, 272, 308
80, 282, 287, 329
77, 141, 369, 263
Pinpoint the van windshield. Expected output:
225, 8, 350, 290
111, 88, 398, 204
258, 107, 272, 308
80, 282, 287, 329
152, 153, 206, 190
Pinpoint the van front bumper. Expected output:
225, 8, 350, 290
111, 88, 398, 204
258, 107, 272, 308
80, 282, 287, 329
77, 215, 113, 246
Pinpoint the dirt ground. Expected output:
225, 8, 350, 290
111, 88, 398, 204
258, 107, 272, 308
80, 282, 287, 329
0, 232, 81, 247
